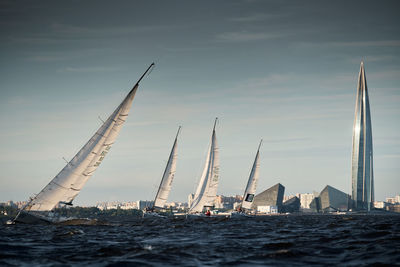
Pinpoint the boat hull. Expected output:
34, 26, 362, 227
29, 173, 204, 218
230, 212, 254, 218
14, 211, 53, 224
142, 212, 167, 218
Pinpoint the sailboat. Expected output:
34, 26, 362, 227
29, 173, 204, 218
188, 118, 220, 216
232, 140, 262, 218
143, 126, 181, 218
12, 63, 154, 224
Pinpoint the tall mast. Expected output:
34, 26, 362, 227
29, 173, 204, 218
136, 63, 155, 86
213, 117, 218, 132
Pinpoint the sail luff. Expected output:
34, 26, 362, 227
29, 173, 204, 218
241, 139, 262, 210
153, 126, 181, 209
189, 119, 219, 213
189, 141, 212, 212
22, 64, 153, 213
202, 130, 219, 205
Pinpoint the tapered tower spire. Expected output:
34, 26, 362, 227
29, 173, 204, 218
351, 61, 374, 211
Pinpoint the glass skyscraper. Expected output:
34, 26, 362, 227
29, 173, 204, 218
351, 62, 374, 211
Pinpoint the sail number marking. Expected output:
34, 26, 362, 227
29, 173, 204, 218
94, 145, 111, 167
212, 166, 219, 182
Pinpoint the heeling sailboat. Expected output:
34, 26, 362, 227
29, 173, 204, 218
13, 63, 155, 224
233, 139, 262, 216
144, 126, 181, 217
189, 118, 220, 214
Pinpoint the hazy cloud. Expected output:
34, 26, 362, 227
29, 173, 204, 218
331, 40, 400, 47
216, 31, 280, 42
60, 66, 119, 73
228, 13, 280, 22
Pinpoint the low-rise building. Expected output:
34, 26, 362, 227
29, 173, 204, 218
373, 201, 386, 209
257, 205, 278, 214
136, 200, 154, 210
299, 193, 315, 209
386, 197, 397, 204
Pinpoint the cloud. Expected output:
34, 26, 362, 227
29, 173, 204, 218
28, 55, 67, 62
216, 31, 280, 42
264, 137, 311, 144
348, 55, 395, 64
331, 40, 400, 47
297, 40, 400, 49
60, 66, 119, 73
50, 23, 184, 37
228, 13, 278, 22
8, 36, 64, 45
6, 23, 185, 46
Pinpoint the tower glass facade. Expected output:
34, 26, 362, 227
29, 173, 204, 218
351, 62, 374, 211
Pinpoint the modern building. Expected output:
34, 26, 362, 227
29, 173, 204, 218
251, 183, 285, 212
309, 196, 321, 213
319, 185, 350, 212
351, 62, 374, 211
309, 186, 350, 213
281, 196, 300, 213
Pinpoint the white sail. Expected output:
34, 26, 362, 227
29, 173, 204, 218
24, 63, 154, 212
153, 127, 181, 209
241, 140, 262, 210
189, 118, 220, 213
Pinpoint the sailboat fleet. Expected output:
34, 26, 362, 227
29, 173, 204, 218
10, 63, 263, 224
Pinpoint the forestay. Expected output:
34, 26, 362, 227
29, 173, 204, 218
24, 63, 154, 212
189, 118, 219, 213
153, 127, 181, 208
241, 140, 262, 210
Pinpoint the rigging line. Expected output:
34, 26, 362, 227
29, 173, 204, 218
62, 157, 69, 164
147, 63, 155, 76
98, 116, 105, 124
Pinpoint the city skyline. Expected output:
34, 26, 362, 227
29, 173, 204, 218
0, 1, 399, 205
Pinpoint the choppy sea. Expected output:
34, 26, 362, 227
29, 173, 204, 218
1, 214, 399, 266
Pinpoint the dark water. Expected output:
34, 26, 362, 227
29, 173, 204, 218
1, 214, 399, 266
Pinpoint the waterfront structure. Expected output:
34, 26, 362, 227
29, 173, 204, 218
281, 196, 300, 213
351, 62, 374, 211
251, 183, 285, 212
319, 185, 350, 212
309, 196, 321, 213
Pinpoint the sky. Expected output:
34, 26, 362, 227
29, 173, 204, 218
0, 0, 399, 205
